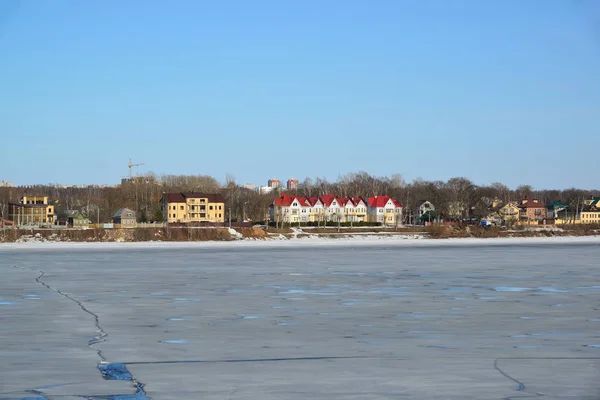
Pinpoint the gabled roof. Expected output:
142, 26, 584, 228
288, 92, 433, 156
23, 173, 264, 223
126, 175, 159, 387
273, 193, 295, 207
307, 197, 322, 206
368, 195, 402, 208
113, 207, 136, 218
519, 197, 545, 209
337, 197, 351, 207
320, 194, 337, 207
60, 210, 82, 218
273, 194, 311, 208
352, 197, 366, 206
295, 197, 311, 207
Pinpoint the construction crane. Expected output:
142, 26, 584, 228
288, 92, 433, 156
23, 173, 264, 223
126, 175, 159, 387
128, 158, 145, 179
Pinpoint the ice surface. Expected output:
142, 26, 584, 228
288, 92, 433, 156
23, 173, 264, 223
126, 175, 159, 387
2, 238, 600, 399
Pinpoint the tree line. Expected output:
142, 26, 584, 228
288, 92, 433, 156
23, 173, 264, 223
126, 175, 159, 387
0, 172, 597, 224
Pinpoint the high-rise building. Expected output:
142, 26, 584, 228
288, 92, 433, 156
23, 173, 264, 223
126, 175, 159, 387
268, 178, 280, 188
287, 178, 299, 190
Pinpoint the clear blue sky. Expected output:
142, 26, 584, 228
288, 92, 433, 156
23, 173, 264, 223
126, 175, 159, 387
1, 0, 599, 189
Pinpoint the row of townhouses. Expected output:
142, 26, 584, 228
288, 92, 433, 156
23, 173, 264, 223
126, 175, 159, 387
269, 193, 403, 226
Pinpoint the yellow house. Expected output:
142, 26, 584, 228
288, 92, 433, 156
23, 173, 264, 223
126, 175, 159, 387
9, 196, 55, 226
498, 203, 520, 223
581, 210, 600, 224
580, 197, 600, 224
161, 192, 225, 224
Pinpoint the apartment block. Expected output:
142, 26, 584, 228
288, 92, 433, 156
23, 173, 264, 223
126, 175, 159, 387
161, 192, 225, 223
8, 196, 55, 225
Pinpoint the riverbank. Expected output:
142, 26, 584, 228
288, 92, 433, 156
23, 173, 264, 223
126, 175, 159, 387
1, 224, 599, 244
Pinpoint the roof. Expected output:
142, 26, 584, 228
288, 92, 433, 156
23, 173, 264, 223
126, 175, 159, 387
519, 198, 545, 208
273, 193, 295, 207
162, 192, 224, 203
320, 194, 337, 207
352, 197, 366, 206
547, 200, 568, 209
113, 208, 136, 218
60, 210, 82, 218
368, 195, 402, 208
307, 197, 321, 206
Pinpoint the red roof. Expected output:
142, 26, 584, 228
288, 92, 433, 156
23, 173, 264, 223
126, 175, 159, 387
368, 195, 402, 208
307, 197, 321, 206
320, 194, 337, 207
352, 197, 366, 206
273, 194, 311, 207
519, 197, 545, 209
337, 197, 351, 207
273, 193, 295, 207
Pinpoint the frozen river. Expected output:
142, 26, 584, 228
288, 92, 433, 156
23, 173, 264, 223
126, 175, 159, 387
1, 239, 600, 399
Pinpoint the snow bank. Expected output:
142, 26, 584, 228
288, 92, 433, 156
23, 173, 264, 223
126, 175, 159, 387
1, 234, 599, 251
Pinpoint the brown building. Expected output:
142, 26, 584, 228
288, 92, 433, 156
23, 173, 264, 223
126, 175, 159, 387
519, 198, 548, 222
161, 192, 225, 224
8, 196, 55, 226
268, 178, 280, 188
287, 178, 299, 191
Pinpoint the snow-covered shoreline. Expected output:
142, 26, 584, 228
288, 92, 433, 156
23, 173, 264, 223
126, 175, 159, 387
1, 234, 599, 251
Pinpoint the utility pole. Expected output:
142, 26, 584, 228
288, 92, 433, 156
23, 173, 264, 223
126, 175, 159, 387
229, 207, 231, 228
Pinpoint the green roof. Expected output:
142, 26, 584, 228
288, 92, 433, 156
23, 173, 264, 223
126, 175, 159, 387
547, 200, 568, 209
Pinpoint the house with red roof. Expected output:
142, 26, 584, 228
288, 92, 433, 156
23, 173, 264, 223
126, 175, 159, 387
270, 193, 402, 226
352, 197, 369, 222
518, 197, 548, 223
269, 193, 312, 224
367, 195, 403, 226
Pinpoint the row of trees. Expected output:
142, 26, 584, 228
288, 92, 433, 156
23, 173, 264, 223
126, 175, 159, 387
0, 172, 597, 224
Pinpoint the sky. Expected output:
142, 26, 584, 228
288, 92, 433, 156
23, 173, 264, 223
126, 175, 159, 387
1, 0, 599, 190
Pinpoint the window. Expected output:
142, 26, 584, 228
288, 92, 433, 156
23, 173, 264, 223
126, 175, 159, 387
219, 213, 221, 218
180, 206, 184, 210
200, 213, 206, 218
219, 205, 222, 210
210, 206, 213, 210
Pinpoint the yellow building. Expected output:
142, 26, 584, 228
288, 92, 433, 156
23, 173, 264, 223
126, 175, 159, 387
9, 196, 55, 226
580, 197, 600, 224
581, 211, 600, 224
161, 192, 225, 224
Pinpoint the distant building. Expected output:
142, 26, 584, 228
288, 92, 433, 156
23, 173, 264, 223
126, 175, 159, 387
58, 210, 91, 228
268, 179, 280, 188
367, 195, 403, 226
9, 196, 55, 226
161, 192, 225, 224
287, 178, 299, 191
518, 198, 548, 222
581, 197, 600, 224
258, 186, 274, 195
112, 208, 137, 226
243, 184, 257, 191
270, 193, 402, 226
0, 180, 14, 188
